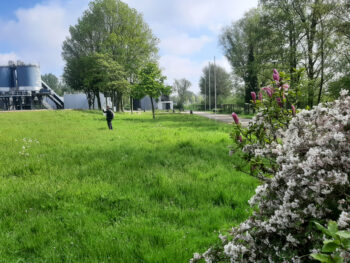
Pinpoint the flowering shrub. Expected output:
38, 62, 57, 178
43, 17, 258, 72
229, 70, 298, 181
191, 89, 350, 262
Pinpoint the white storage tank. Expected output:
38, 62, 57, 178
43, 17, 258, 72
0, 66, 14, 92
16, 65, 41, 91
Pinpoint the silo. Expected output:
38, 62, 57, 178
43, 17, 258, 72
17, 65, 41, 91
0, 66, 14, 92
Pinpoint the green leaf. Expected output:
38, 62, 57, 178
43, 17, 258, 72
342, 238, 350, 249
328, 221, 338, 235
315, 222, 332, 236
336, 231, 350, 239
311, 253, 332, 262
322, 241, 338, 253
331, 255, 343, 263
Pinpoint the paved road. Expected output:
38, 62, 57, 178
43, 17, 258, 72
189, 111, 251, 126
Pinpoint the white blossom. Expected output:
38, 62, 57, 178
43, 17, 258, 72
192, 90, 350, 263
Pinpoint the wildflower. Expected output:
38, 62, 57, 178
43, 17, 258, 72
276, 97, 283, 107
258, 92, 263, 101
251, 92, 257, 103
273, 69, 280, 82
282, 84, 289, 90
232, 112, 239, 125
262, 86, 273, 98
291, 105, 296, 116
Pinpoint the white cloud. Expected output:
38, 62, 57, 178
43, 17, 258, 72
160, 55, 203, 93
176, 0, 258, 29
0, 0, 257, 93
0, 0, 89, 75
0, 52, 18, 65
160, 55, 233, 94
125, 0, 258, 32
124, 0, 257, 92
160, 34, 212, 55
216, 56, 232, 73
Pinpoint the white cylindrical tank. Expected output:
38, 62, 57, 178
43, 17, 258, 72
0, 66, 14, 92
16, 65, 41, 91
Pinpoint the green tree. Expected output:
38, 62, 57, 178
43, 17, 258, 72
62, 0, 158, 111
135, 62, 170, 119
42, 73, 72, 96
199, 64, 233, 107
173, 79, 191, 111
220, 9, 262, 104
42, 73, 59, 91
221, 1, 348, 107
84, 53, 129, 109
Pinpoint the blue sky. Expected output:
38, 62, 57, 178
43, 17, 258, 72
0, 0, 258, 93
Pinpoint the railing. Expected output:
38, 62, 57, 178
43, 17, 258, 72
0, 91, 31, 97
41, 81, 64, 109
189, 103, 254, 114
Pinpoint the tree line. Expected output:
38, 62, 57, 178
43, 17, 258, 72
220, 0, 350, 107
62, 0, 170, 118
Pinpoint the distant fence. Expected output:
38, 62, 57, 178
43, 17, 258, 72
189, 103, 254, 114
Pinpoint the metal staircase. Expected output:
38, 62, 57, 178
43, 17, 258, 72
40, 81, 64, 109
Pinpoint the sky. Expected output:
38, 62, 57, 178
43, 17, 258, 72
0, 0, 258, 93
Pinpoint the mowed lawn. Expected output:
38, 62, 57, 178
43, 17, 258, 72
0, 110, 258, 263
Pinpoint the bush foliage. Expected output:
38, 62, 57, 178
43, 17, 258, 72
192, 70, 350, 262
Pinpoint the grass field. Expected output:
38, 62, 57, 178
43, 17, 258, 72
0, 110, 258, 263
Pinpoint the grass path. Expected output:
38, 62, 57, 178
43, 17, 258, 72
0, 110, 257, 262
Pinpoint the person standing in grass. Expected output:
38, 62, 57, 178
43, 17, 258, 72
103, 106, 114, 130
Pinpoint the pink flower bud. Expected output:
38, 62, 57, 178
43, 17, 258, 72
291, 105, 296, 116
251, 92, 256, 103
282, 84, 289, 90
262, 86, 273, 98
232, 112, 239, 124
273, 69, 280, 82
239, 135, 243, 143
258, 92, 263, 101
276, 97, 282, 107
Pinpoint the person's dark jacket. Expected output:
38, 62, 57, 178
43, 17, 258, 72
103, 109, 114, 121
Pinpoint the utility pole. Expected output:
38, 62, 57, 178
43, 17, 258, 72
214, 56, 217, 115
208, 62, 211, 111
204, 74, 207, 111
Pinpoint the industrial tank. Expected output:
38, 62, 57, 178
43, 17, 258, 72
17, 65, 41, 91
0, 66, 14, 92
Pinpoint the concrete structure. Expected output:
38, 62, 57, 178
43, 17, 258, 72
133, 95, 173, 111
64, 93, 111, 110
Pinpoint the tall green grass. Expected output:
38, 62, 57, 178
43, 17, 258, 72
0, 110, 257, 262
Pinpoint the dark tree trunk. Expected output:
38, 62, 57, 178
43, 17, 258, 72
245, 45, 258, 103
318, 21, 325, 104
115, 93, 122, 112
95, 91, 102, 110
87, 91, 94, 109
150, 97, 155, 119
121, 94, 124, 112
130, 97, 133, 114
306, 0, 319, 108
288, 22, 298, 89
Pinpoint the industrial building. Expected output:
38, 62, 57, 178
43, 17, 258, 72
133, 95, 173, 111
64, 93, 173, 111
0, 62, 63, 110
0, 61, 172, 111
